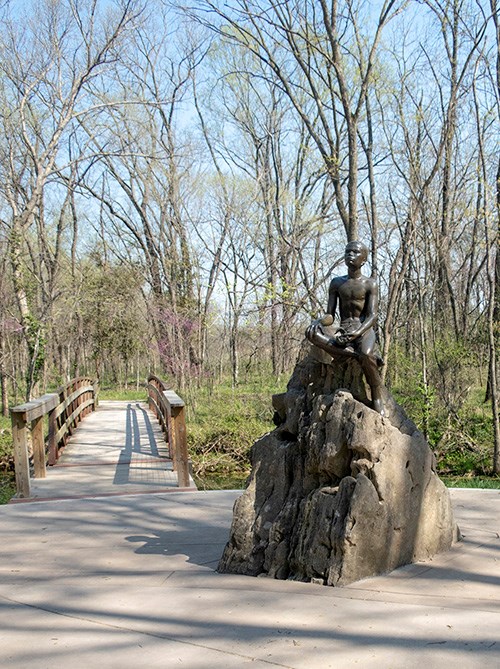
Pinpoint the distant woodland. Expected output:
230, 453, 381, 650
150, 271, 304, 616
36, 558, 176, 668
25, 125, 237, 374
0, 0, 498, 472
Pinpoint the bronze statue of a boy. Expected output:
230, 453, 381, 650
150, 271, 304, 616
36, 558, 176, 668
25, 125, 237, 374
306, 240, 384, 415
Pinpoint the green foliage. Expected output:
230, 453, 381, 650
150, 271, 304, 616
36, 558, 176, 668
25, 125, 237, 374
431, 335, 478, 411
441, 476, 500, 489
0, 415, 15, 504
434, 407, 493, 476
24, 315, 46, 371
389, 347, 439, 441
24, 314, 46, 393
186, 375, 281, 488
0, 475, 15, 504
261, 279, 297, 305
388, 341, 494, 476
80, 260, 146, 375
0, 415, 13, 470
98, 386, 147, 401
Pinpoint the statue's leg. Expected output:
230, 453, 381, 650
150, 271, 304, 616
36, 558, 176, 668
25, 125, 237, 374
306, 323, 351, 357
358, 355, 384, 415
307, 324, 384, 414
355, 331, 384, 415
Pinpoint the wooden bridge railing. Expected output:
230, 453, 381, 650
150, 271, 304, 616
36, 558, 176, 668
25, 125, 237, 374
11, 377, 99, 498
146, 374, 190, 488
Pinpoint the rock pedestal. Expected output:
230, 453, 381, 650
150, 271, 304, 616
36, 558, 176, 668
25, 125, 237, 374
218, 343, 460, 586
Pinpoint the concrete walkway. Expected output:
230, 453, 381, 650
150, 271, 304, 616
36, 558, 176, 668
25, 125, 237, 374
0, 487, 498, 668
24, 400, 194, 500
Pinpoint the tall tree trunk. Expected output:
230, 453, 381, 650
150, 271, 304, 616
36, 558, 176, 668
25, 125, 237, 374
10, 221, 44, 400
0, 327, 8, 417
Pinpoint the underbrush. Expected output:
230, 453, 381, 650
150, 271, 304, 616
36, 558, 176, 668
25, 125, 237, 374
0, 475, 15, 503
0, 415, 13, 469
434, 408, 493, 479
98, 386, 147, 401
0, 415, 15, 503
391, 379, 495, 479
185, 377, 283, 489
440, 476, 500, 489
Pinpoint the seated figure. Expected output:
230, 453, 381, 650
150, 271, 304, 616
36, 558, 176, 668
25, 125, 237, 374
306, 240, 384, 415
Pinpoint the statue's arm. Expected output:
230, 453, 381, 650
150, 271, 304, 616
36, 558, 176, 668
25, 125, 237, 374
326, 279, 339, 319
355, 278, 378, 336
305, 279, 339, 343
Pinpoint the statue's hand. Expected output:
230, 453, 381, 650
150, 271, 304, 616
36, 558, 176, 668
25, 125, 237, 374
332, 330, 358, 346
332, 333, 347, 346
306, 320, 322, 341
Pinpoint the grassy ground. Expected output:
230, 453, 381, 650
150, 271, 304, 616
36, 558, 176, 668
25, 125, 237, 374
440, 476, 500, 489
0, 476, 16, 503
98, 387, 148, 401
0, 414, 15, 503
184, 375, 283, 488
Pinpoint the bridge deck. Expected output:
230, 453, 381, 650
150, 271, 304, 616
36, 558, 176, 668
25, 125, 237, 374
24, 400, 195, 501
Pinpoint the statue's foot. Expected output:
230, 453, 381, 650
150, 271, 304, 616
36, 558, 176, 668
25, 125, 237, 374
373, 397, 385, 416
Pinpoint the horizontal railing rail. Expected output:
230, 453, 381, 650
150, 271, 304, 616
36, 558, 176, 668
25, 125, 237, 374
11, 377, 99, 498
146, 374, 190, 488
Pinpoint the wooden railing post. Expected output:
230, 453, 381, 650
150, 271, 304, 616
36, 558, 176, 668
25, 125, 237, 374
167, 408, 176, 469
11, 411, 30, 498
147, 375, 193, 488
48, 408, 57, 465
31, 415, 46, 479
93, 379, 99, 409
172, 406, 189, 488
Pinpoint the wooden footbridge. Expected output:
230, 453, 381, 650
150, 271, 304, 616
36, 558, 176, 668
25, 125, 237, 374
10, 375, 195, 501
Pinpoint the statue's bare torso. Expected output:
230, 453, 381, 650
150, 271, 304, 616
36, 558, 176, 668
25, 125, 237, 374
330, 274, 377, 329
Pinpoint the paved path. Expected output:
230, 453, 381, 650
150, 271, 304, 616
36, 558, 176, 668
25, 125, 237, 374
24, 400, 194, 500
0, 488, 498, 668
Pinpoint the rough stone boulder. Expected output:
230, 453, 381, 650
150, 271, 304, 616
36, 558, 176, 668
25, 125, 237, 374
218, 343, 460, 586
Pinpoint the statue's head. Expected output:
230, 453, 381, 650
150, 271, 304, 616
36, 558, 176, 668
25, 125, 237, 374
345, 241, 368, 267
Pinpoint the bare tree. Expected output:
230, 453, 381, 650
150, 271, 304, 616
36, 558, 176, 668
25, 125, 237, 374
190, 0, 405, 241
0, 0, 143, 398
75, 5, 209, 386
487, 0, 500, 471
